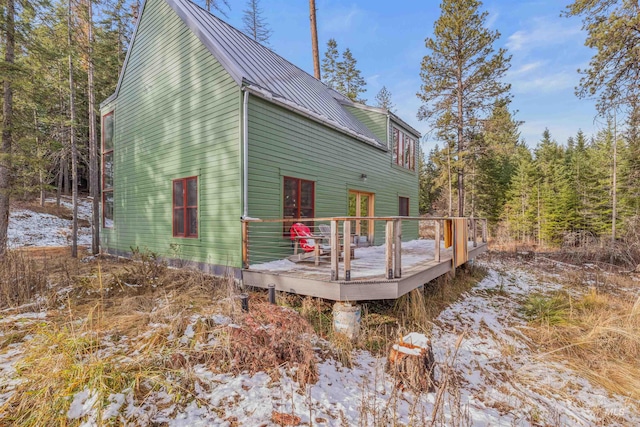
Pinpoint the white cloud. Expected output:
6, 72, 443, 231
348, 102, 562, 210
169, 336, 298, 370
486, 11, 500, 29
511, 61, 544, 75
506, 16, 582, 52
321, 5, 363, 33
512, 72, 576, 94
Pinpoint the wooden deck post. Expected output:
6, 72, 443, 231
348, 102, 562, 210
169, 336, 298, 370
472, 218, 477, 248
343, 220, 351, 281
242, 220, 249, 268
394, 219, 402, 278
385, 220, 394, 279
434, 219, 441, 262
451, 219, 456, 277
331, 219, 339, 281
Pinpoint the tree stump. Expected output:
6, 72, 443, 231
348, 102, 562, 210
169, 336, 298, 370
386, 332, 436, 392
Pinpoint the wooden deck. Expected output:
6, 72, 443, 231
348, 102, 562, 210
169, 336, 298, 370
242, 242, 488, 301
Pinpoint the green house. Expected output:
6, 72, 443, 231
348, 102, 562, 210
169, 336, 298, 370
100, 0, 421, 278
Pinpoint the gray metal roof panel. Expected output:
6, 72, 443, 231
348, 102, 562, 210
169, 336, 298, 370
167, 0, 383, 146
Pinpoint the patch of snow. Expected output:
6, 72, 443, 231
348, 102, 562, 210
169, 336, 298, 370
8, 197, 92, 248
67, 388, 99, 420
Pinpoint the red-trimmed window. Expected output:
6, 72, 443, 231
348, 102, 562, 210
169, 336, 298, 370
102, 111, 114, 228
283, 176, 315, 220
173, 177, 198, 238
399, 197, 410, 216
392, 127, 416, 171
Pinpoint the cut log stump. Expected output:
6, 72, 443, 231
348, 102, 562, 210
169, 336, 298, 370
386, 332, 436, 392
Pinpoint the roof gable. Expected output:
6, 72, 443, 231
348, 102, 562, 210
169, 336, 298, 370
104, 0, 394, 147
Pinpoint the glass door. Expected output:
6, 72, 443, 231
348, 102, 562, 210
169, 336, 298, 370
348, 190, 375, 244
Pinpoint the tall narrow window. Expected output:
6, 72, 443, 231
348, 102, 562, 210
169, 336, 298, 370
102, 111, 114, 228
392, 127, 416, 171
399, 197, 410, 217
173, 177, 198, 238
283, 176, 315, 231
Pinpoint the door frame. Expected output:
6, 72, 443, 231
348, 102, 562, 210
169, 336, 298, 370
348, 190, 375, 241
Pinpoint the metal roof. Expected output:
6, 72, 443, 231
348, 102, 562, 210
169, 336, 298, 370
165, 0, 385, 147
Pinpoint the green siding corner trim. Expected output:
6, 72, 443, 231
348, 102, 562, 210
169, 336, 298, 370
100, 0, 242, 268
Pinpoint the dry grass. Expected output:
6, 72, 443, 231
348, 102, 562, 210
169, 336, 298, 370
0, 251, 49, 309
523, 283, 640, 404
0, 250, 321, 425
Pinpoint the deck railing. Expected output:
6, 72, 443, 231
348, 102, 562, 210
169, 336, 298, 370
241, 216, 487, 282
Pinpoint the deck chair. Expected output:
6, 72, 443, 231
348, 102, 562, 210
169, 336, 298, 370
318, 224, 356, 259
288, 223, 330, 263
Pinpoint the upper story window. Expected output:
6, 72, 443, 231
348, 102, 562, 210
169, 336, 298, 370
102, 111, 114, 228
173, 177, 198, 238
392, 128, 416, 171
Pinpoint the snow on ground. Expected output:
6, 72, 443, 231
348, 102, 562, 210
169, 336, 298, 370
7, 197, 92, 248
1, 200, 637, 425
3, 258, 636, 426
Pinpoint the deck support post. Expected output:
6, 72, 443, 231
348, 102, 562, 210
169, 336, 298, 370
242, 221, 249, 268
331, 219, 339, 281
393, 219, 402, 278
385, 220, 394, 279
472, 218, 477, 248
343, 220, 351, 281
434, 219, 441, 263
451, 219, 457, 277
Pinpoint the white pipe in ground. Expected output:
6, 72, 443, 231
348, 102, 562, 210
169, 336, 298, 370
333, 302, 361, 340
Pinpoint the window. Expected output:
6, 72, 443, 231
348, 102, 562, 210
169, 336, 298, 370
173, 177, 198, 238
392, 127, 416, 171
399, 197, 410, 217
102, 111, 114, 228
283, 177, 315, 230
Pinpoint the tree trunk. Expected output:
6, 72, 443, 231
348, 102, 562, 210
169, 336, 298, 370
87, 0, 99, 254
36, 111, 45, 207
0, 0, 15, 256
309, 0, 320, 79
63, 152, 69, 195
456, 60, 464, 217
612, 113, 617, 251
69, 0, 79, 258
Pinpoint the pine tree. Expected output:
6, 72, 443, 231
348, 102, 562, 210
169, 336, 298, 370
417, 0, 511, 216
335, 48, 366, 103
474, 99, 520, 224
0, 0, 16, 254
564, 0, 640, 113
418, 147, 440, 214
565, 129, 591, 236
621, 103, 640, 217
534, 130, 574, 245
321, 38, 339, 90
502, 144, 537, 243
242, 0, 272, 45
375, 86, 394, 111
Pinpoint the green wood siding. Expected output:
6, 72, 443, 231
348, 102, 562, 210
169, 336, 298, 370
343, 106, 388, 145
247, 96, 419, 263
100, 0, 242, 268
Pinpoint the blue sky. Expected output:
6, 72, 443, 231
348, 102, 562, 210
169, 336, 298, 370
212, 0, 602, 150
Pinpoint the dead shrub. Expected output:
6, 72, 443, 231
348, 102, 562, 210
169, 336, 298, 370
111, 247, 167, 289
215, 302, 318, 386
0, 251, 48, 309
